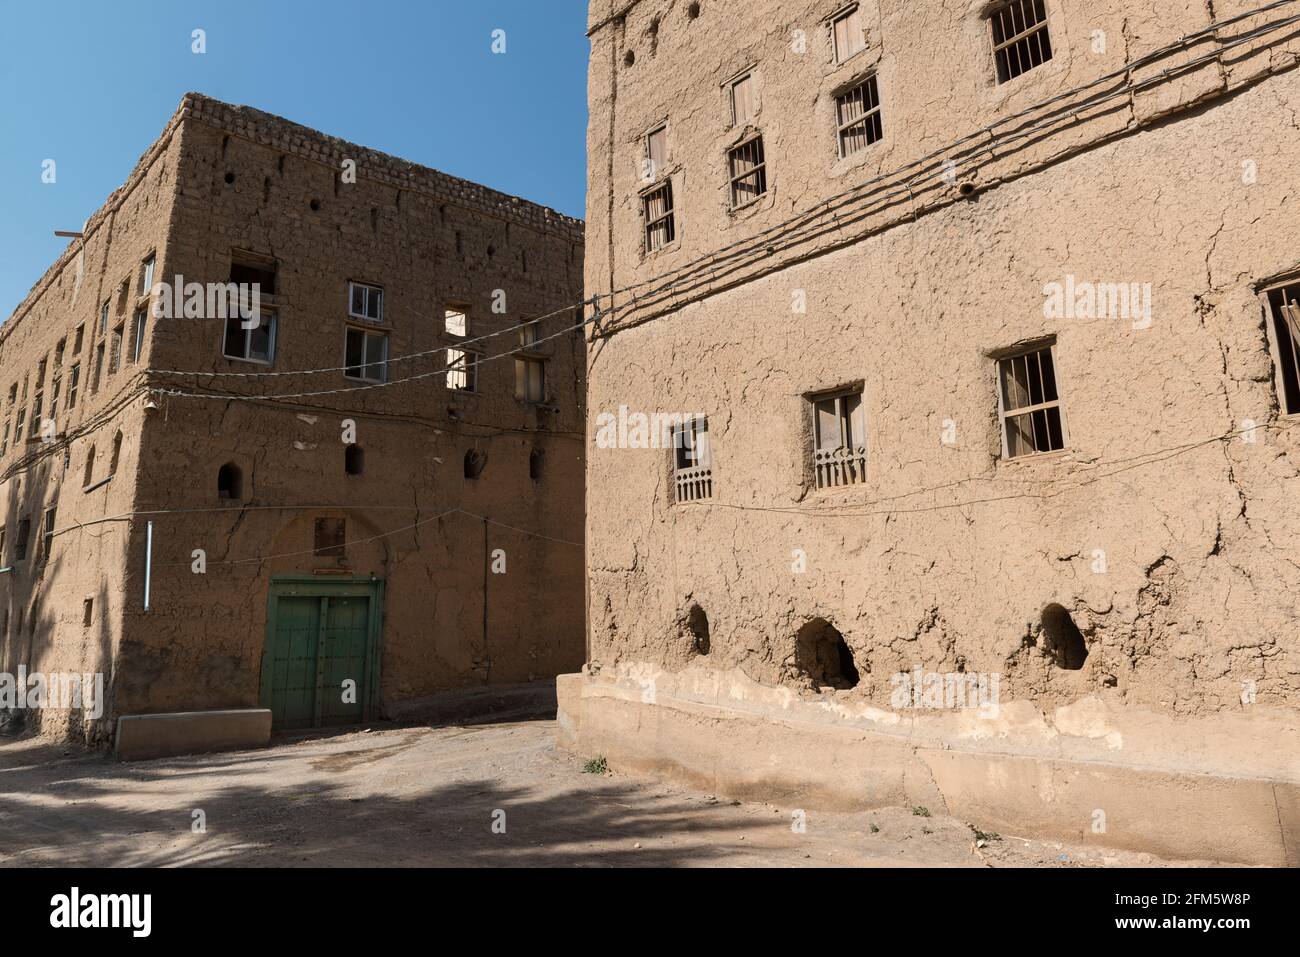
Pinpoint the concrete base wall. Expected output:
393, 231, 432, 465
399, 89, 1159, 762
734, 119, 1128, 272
556, 667, 1300, 866
115, 708, 272, 761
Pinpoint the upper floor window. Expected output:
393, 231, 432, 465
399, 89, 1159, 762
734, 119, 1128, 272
643, 182, 676, 252
645, 125, 668, 181
223, 310, 276, 364
671, 415, 712, 503
140, 254, 156, 297
515, 356, 546, 403
99, 300, 110, 336
345, 327, 388, 383
1265, 283, 1300, 415
348, 281, 384, 323
728, 136, 767, 209
108, 324, 124, 376
835, 74, 883, 158
997, 342, 1067, 458
729, 71, 757, 126
230, 250, 277, 296
518, 320, 539, 349
990, 0, 1052, 84
446, 348, 478, 392
832, 5, 866, 63
444, 308, 468, 337
812, 389, 867, 489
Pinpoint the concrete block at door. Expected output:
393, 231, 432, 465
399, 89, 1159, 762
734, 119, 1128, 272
115, 708, 273, 761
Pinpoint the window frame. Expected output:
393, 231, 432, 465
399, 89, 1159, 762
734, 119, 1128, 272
670, 414, 713, 503
727, 135, 768, 210
347, 281, 385, 324
641, 180, 676, 252
514, 355, 546, 404
830, 4, 867, 64
344, 326, 389, 384
1261, 281, 1300, 417
222, 309, 278, 365
728, 70, 758, 127
446, 347, 479, 393
834, 73, 884, 159
995, 340, 1070, 460
989, 0, 1053, 85
645, 124, 668, 181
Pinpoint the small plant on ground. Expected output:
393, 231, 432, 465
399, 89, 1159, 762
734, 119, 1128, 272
869, 823, 880, 833
911, 805, 931, 818
583, 756, 608, 775
968, 824, 1001, 842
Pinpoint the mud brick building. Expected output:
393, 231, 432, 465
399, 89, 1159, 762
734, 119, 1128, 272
0, 93, 586, 745
565, 0, 1300, 863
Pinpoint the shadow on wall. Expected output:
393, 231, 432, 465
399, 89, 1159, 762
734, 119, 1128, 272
791, 617, 861, 691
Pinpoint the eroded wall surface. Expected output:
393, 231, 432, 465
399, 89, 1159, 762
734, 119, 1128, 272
584, 0, 1300, 718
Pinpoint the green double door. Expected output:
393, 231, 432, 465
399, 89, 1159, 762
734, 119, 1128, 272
261, 579, 385, 730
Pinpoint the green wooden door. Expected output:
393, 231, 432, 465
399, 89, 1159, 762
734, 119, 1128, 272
262, 579, 384, 731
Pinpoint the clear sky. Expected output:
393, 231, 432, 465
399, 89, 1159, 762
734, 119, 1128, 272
0, 0, 590, 319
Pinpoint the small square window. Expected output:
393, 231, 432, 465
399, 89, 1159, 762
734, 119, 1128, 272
832, 5, 866, 63
998, 343, 1067, 458
990, 0, 1053, 84
728, 136, 767, 209
642, 182, 676, 252
835, 75, 883, 158
730, 72, 757, 126
348, 281, 384, 323
444, 308, 468, 337
345, 327, 388, 383
223, 310, 277, 364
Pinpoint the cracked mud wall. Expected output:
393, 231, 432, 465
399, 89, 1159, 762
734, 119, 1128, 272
584, 0, 1300, 718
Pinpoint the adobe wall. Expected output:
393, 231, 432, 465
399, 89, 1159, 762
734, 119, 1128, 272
583, 1, 1300, 719
116, 97, 588, 719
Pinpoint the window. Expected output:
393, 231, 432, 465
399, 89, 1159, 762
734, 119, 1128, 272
99, 300, 110, 336
40, 507, 56, 565
48, 370, 60, 431
643, 182, 676, 252
515, 356, 546, 403
54, 338, 66, 368
223, 310, 277, 364
446, 348, 478, 392
344, 327, 388, 382
67, 364, 80, 410
217, 462, 242, 500
646, 126, 667, 179
82, 598, 93, 627
518, 320, 539, 348
73, 325, 84, 354
14, 517, 30, 562
812, 390, 867, 489
348, 281, 384, 323
140, 254, 155, 297
990, 0, 1052, 84
14, 407, 25, 444
671, 416, 712, 502
345, 445, 364, 476
230, 251, 277, 295
314, 518, 346, 558
132, 309, 147, 363
83, 445, 95, 487
109, 431, 122, 476
835, 75, 883, 158
1266, 284, 1300, 415
92, 343, 105, 393
109, 324, 124, 375
444, 308, 468, 337
728, 136, 767, 208
832, 5, 866, 62
998, 343, 1067, 458
729, 72, 757, 126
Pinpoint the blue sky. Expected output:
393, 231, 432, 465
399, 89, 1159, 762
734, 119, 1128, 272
0, 0, 590, 318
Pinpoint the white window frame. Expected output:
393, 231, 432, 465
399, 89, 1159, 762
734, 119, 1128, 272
140, 254, 156, 297
223, 310, 277, 365
345, 326, 389, 383
348, 281, 384, 323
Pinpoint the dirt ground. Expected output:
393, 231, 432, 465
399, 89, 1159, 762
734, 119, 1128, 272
0, 719, 1223, 867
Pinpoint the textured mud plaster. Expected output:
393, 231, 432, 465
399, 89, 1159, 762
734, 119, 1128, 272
583, 0, 1300, 738
0, 94, 587, 745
